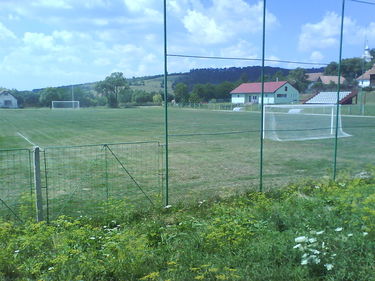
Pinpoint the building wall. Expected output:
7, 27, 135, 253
274, 82, 299, 104
0, 93, 18, 108
231, 94, 245, 104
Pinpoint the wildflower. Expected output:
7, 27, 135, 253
308, 238, 317, 243
164, 205, 172, 209
347, 233, 353, 237
314, 185, 320, 189
89, 236, 96, 240
14, 250, 20, 253
295, 236, 307, 243
293, 243, 302, 249
310, 249, 320, 254
335, 227, 343, 232
316, 230, 324, 235
324, 264, 334, 270
48, 267, 54, 271
363, 232, 368, 236
301, 259, 308, 265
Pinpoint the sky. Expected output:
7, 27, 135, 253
0, 0, 374, 90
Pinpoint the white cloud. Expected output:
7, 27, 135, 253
23, 32, 55, 50
183, 10, 227, 44
298, 12, 375, 52
220, 40, 258, 58
178, 0, 278, 45
0, 22, 17, 40
32, 0, 72, 9
310, 51, 324, 62
123, 0, 156, 12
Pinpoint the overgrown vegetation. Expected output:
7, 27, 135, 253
1, 175, 374, 280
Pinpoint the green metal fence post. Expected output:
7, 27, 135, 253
33, 146, 44, 222
259, 0, 266, 192
163, 0, 169, 206
333, 0, 346, 181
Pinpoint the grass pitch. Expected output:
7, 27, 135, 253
0, 106, 374, 219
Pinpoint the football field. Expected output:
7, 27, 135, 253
0, 107, 374, 219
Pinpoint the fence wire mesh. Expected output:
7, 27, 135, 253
37, 142, 160, 221
0, 149, 33, 222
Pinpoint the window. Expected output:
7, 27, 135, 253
252, 95, 257, 100
4, 100, 12, 106
284, 86, 288, 91
277, 94, 287, 98
237, 95, 240, 98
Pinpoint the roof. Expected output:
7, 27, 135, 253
318, 75, 346, 85
230, 81, 288, 94
306, 72, 323, 82
357, 64, 375, 80
304, 91, 356, 104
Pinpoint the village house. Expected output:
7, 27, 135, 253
230, 81, 299, 105
0, 91, 18, 108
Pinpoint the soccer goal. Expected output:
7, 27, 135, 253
51, 101, 80, 109
263, 104, 351, 141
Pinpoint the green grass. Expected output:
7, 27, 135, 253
0, 176, 374, 280
1, 106, 374, 220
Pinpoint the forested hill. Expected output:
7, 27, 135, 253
174, 66, 324, 89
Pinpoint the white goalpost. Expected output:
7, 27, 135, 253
263, 104, 351, 141
51, 101, 80, 109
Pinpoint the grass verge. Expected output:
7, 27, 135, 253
1, 172, 374, 281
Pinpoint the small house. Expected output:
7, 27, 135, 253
357, 64, 375, 88
230, 81, 299, 104
0, 91, 18, 108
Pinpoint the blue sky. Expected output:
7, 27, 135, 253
0, 0, 374, 90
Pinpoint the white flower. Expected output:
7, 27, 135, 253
314, 185, 320, 189
316, 230, 324, 235
14, 250, 20, 253
335, 227, 343, 232
295, 236, 307, 243
347, 233, 353, 237
310, 249, 320, 254
89, 236, 96, 240
48, 267, 54, 271
293, 244, 302, 249
363, 232, 368, 236
301, 259, 308, 265
308, 238, 317, 243
324, 264, 334, 270
164, 205, 172, 209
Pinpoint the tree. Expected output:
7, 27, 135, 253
287, 68, 308, 93
152, 93, 163, 105
174, 82, 189, 103
39, 87, 62, 107
95, 72, 129, 108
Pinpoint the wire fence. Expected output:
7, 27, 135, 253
0, 142, 161, 222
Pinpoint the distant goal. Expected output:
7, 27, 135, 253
263, 104, 351, 141
51, 101, 80, 109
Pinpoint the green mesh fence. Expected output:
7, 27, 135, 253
41, 141, 161, 221
0, 149, 33, 222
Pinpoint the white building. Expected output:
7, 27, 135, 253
357, 64, 375, 88
0, 91, 18, 108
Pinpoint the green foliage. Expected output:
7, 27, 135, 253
288, 67, 309, 93
39, 87, 63, 107
1, 177, 374, 280
95, 72, 129, 108
174, 82, 189, 103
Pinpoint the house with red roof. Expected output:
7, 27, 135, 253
230, 81, 299, 104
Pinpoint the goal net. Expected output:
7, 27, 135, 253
51, 101, 80, 109
263, 104, 351, 141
